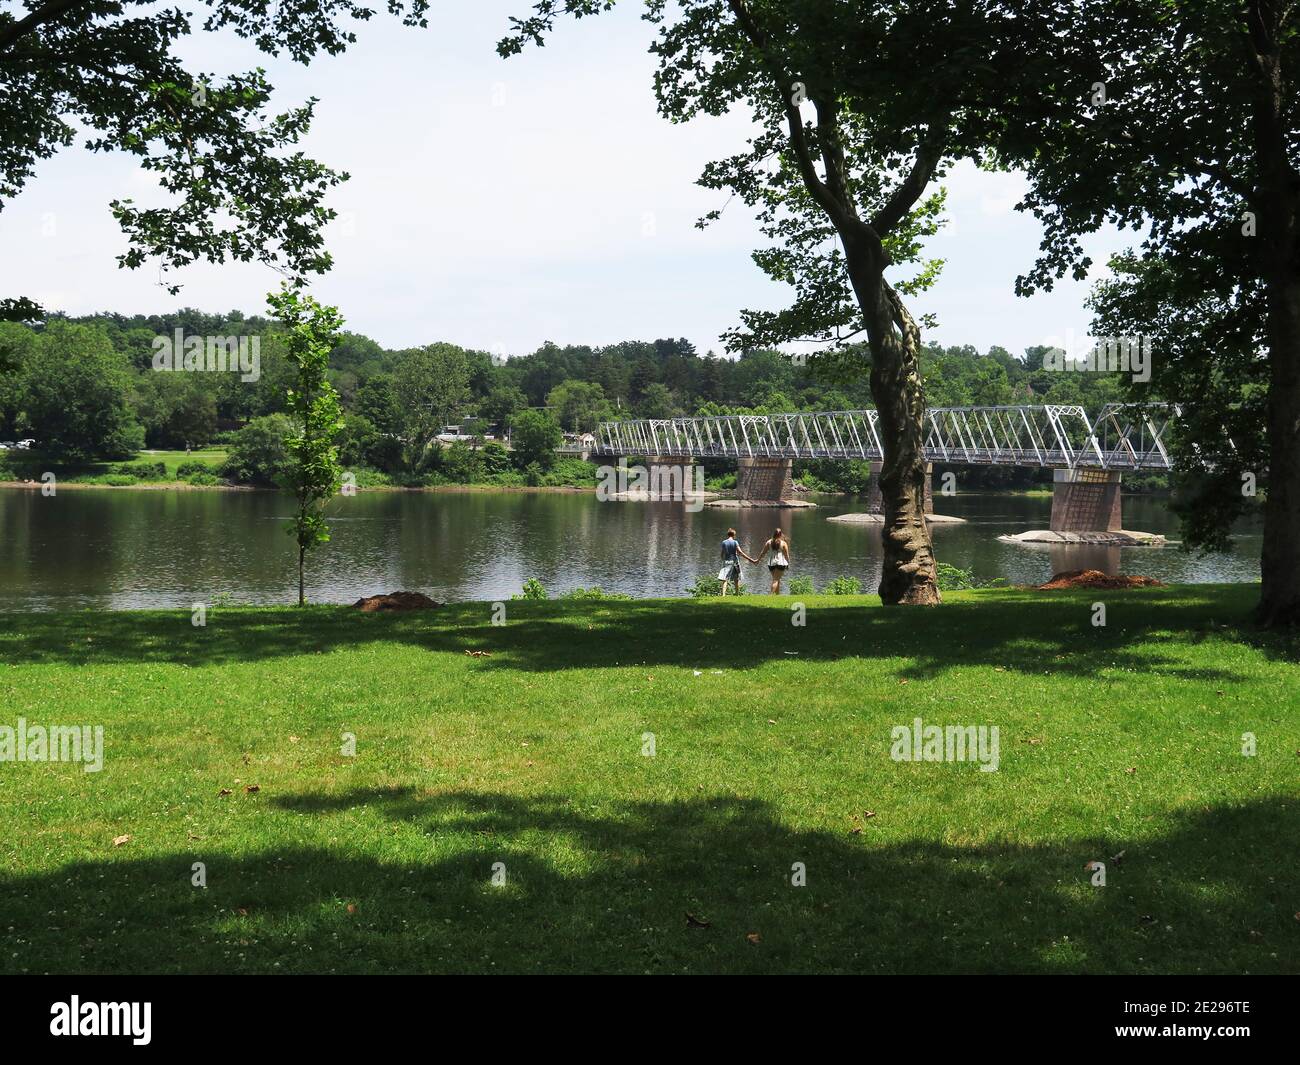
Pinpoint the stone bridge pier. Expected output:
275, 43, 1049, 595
1049, 469, 1122, 532
646, 455, 697, 499
647, 455, 694, 474
735, 457, 795, 502
704, 456, 813, 508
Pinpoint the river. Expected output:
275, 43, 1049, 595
0, 487, 1262, 610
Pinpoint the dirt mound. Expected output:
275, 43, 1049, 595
353, 591, 444, 612
1037, 569, 1164, 591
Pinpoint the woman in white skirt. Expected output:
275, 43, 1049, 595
758, 527, 792, 594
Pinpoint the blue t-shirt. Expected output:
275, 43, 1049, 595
721, 537, 740, 563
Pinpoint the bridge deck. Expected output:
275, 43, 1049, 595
596, 405, 1174, 472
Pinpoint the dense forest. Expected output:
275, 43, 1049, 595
0, 309, 1144, 492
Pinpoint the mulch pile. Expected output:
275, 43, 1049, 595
353, 591, 444, 612
1037, 569, 1164, 591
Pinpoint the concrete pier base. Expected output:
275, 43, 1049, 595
828, 512, 966, 525
1000, 469, 1163, 548
997, 529, 1165, 546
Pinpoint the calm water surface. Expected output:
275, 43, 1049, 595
0, 487, 1262, 610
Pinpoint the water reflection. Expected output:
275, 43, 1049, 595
0, 487, 1261, 610
1045, 543, 1123, 576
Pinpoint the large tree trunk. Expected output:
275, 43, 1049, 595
748, 19, 942, 605
1249, 9, 1300, 627
1257, 272, 1300, 626
844, 239, 941, 606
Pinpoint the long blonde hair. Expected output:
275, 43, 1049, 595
770, 527, 788, 553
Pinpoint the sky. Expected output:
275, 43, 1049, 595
0, 2, 1132, 361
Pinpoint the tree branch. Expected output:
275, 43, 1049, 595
871, 125, 947, 235
812, 97, 857, 219
724, 0, 863, 236
0, 0, 95, 52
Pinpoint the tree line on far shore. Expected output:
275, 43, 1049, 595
0, 311, 1139, 492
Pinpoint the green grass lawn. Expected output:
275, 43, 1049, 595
0, 449, 228, 485
0, 585, 1295, 974
140, 448, 228, 478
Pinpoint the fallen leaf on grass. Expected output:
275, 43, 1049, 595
864, 811, 876, 819
347, 903, 357, 915
464, 650, 492, 657
1124, 767, 1137, 775
112, 834, 130, 847
245, 785, 260, 793
218, 789, 232, 797
746, 932, 761, 944
685, 912, 711, 929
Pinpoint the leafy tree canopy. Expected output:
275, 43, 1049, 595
0, 0, 430, 312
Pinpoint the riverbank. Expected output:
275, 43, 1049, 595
0, 479, 599, 494
0, 447, 606, 493
0, 584, 1293, 975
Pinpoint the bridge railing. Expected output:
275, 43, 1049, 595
596, 405, 1176, 471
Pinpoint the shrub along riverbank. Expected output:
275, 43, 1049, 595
0, 584, 1293, 974
0, 448, 603, 491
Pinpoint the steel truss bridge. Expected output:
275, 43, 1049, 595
596, 404, 1175, 472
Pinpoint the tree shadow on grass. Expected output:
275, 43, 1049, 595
0, 585, 1272, 683
1, 789, 1294, 975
